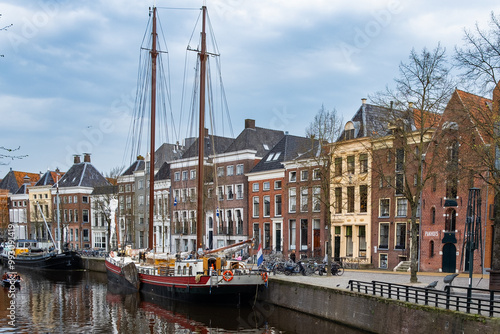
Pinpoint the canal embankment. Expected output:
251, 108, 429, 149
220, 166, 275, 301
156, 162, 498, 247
257, 272, 500, 333
81, 256, 106, 272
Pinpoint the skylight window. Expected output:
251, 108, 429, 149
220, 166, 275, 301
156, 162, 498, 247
263, 144, 269, 150
266, 153, 275, 161
273, 152, 281, 160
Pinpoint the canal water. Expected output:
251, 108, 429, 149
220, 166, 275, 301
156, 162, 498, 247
0, 266, 368, 333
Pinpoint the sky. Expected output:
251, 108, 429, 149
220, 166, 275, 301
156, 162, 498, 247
1, 0, 500, 178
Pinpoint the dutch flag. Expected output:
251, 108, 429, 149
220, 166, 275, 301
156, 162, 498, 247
257, 243, 263, 266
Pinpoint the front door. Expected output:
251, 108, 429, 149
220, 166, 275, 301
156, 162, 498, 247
334, 236, 341, 261
442, 243, 456, 273
313, 229, 320, 257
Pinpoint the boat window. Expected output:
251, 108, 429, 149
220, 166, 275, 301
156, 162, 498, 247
177, 266, 181, 275
182, 266, 187, 275
189, 267, 193, 275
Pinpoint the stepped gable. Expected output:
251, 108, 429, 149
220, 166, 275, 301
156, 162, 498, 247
250, 134, 313, 173
155, 142, 184, 167
122, 158, 145, 176
181, 134, 234, 159
0, 169, 40, 194
224, 119, 285, 157
57, 155, 110, 188
154, 162, 170, 181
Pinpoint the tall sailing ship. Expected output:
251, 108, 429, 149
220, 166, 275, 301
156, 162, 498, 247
105, 6, 267, 303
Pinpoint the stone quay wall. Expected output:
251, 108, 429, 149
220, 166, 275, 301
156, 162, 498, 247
258, 278, 500, 333
81, 257, 106, 272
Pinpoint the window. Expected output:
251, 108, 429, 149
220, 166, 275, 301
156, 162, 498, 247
263, 182, 270, 191
380, 199, 390, 217
263, 196, 271, 217
218, 186, 224, 201
359, 154, 368, 173
430, 240, 435, 257
83, 209, 89, 223
347, 156, 355, 174
379, 253, 388, 269
236, 164, 244, 175
226, 185, 234, 200
345, 128, 355, 140
190, 170, 196, 179
289, 171, 297, 182
300, 187, 308, 212
217, 167, 224, 177
181, 170, 188, 181
358, 226, 367, 256
253, 223, 260, 250
413, 173, 418, 186
345, 226, 353, 257
252, 183, 259, 192
83, 229, 89, 242
379, 223, 389, 249
395, 173, 404, 195
289, 188, 296, 213
138, 179, 144, 190
227, 165, 234, 176
446, 177, 458, 199
395, 223, 406, 249
396, 198, 407, 217
379, 176, 384, 188
347, 186, 354, 213
74, 210, 78, 222
313, 169, 320, 180
74, 195, 77, 203
334, 157, 342, 177
359, 185, 367, 213
253, 197, 260, 217
334, 187, 342, 214
395, 148, 404, 172
301, 170, 309, 181
236, 184, 243, 199
262, 223, 271, 250
189, 188, 196, 202
431, 207, 436, 224
68, 196, 72, 204
300, 219, 308, 250
275, 195, 282, 216
174, 172, 180, 181
82, 196, 88, 204
274, 180, 282, 189
312, 186, 321, 212
289, 219, 296, 249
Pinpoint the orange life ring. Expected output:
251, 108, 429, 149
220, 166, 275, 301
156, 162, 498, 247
261, 272, 268, 282
223, 270, 233, 282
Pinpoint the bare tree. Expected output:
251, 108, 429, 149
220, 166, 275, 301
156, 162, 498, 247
370, 44, 455, 282
455, 12, 500, 287
305, 105, 343, 275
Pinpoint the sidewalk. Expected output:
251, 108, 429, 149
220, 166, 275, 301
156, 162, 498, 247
269, 269, 490, 291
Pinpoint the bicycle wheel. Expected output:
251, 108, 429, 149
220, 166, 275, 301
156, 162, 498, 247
336, 266, 344, 276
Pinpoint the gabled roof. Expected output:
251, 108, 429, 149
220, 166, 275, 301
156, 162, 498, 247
0, 169, 40, 194
155, 142, 184, 167
35, 170, 63, 187
154, 162, 171, 181
224, 126, 284, 157
57, 162, 110, 188
250, 135, 314, 173
182, 135, 234, 159
338, 103, 393, 141
122, 159, 145, 176
454, 89, 493, 143
91, 185, 118, 196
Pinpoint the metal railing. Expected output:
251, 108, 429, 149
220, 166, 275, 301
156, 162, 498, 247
348, 280, 500, 317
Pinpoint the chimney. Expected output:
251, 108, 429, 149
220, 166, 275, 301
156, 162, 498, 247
204, 128, 209, 137
361, 98, 367, 104
245, 119, 256, 129
83, 153, 91, 163
74, 155, 81, 164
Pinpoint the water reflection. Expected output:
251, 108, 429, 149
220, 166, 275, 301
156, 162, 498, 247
0, 266, 368, 333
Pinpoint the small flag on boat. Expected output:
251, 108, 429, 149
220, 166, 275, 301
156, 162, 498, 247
257, 243, 263, 266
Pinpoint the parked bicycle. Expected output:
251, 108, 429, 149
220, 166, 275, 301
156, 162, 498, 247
318, 261, 344, 276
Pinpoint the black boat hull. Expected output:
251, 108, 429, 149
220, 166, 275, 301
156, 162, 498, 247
1, 251, 82, 270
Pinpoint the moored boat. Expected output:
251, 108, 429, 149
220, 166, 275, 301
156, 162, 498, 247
105, 6, 267, 304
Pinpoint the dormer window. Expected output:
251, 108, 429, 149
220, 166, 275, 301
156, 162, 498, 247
344, 121, 358, 140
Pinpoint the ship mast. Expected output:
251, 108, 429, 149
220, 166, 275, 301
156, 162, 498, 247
148, 6, 158, 250
196, 6, 207, 253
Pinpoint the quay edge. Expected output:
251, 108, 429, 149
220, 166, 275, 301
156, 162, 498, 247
81, 256, 106, 272
257, 278, 500, 334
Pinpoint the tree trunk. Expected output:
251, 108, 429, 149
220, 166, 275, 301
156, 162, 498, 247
489, 192, 500, 290
410, 215, 419, 283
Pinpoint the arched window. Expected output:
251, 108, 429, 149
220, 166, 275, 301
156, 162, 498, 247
431, 207, 436, 225
430, 240, 435, 257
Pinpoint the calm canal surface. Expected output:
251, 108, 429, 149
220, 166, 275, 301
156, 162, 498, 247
0, 265, 368, 333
